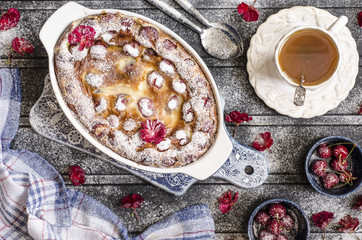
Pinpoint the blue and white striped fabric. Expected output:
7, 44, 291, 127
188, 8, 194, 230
0, 68, 215, 240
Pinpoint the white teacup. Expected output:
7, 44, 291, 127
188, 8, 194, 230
274, 16, 348, 90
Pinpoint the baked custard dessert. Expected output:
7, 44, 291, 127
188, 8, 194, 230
54, 13, 218, 167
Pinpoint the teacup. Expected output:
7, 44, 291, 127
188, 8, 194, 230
274, 16, 348, 90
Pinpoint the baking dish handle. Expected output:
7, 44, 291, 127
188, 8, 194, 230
39, 2, 89, 54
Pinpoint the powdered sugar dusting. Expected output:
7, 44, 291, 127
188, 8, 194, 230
71, 47, 88, 61
157, 138, 171, 151
115, 96, 126, 111
85, 73, 103, 88
107, 115, 119, 128
148, 71, 164, 88
95, 98, 107, 113
168, 96, 179, 110
123, 43, 140, 57
123, 119, 137, 131
90, 45, 107, 59
159, 60, 175, 76
138, 98, 154, 117
172, 78, 186, 94
101, 32, 116, 44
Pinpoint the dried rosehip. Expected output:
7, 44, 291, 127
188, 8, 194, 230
140, 119, 166, 144
358, 11, 362, 28
311, 159, 327, 177
237, 2, 260, 22
332, 145, 349, 160
322, 172, 339, 189
0, 8, 20, 31
68, 25, 96, 51
11, 37, 34, 56
318, 143, 332, 158
267, 219, 283, 235
69, 165, 85, 186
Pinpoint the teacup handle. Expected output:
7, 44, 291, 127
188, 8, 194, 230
327, 16, 348, 35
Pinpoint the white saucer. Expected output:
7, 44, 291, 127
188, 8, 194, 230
246, 6, 359, 118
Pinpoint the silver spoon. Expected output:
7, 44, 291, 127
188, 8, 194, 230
174, 0, 243, 56
294, 75, 306, 106
146, 0, 242, 59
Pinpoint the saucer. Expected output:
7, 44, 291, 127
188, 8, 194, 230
246, 6, 359, 118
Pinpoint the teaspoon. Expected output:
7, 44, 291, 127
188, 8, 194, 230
146, 0, 242, 59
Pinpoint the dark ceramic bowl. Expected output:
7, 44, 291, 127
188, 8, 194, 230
248, 199, 310, 239
305, 136, 362, 197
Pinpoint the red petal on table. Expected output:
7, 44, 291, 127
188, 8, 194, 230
12, 37, 34, 56
68, 165, 85, 186
0, 8, 20, 31
121, 193, 145, 209
312, 211, 334, 229
218, 190, 239, 213
237, 3, 260, 22
252, 132, 273, 151
219, 203, 231, 213
338, 215, 359, 233
237, 3, 250, 15
358, 11, 362, 28
243, 7, 260, 22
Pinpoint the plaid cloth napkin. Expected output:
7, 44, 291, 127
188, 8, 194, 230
0, 68, 215, 240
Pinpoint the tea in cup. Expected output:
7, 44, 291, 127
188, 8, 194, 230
274, 16, 348, 90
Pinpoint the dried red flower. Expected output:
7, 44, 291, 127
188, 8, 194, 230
0, 8, 20, 31
11, 37, 34, 56
68, 165, 85, 186
338, 215, 359, 233
218, 190, 239, 214
121, 193, 145, 222
237, 2, 260, 22
68, 25, 96, 51
358, 11, 362, 28
252, 132, 273, 152
312, 211, 334, 229
140, 119, 166, 144
359, 105, 362, 115
225, 111, 252, 124
225, 111, 252, 137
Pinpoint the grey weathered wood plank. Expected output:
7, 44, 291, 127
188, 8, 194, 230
59, 174, 308, 185
14, 67, 362, 117
19, 115, 362, 128
11, 126, 362, 176
214, 233, 362, 240
1, 8, 361, 60
68, 183, 362, 233
2, 0, 362, 10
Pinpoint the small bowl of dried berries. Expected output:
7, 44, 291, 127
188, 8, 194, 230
305, 136, 362, 197
248, 199, 310, 240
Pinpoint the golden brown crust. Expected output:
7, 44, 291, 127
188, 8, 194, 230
54, 13, 218, 167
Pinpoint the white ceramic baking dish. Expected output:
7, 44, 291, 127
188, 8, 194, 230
39, 1, 232, 180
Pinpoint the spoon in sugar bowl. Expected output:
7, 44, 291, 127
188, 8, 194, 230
146, 0, 243, 59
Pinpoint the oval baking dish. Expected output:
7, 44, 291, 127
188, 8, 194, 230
39, 2, 232, 180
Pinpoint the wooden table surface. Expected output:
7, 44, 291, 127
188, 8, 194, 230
1, 0, 361, 239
